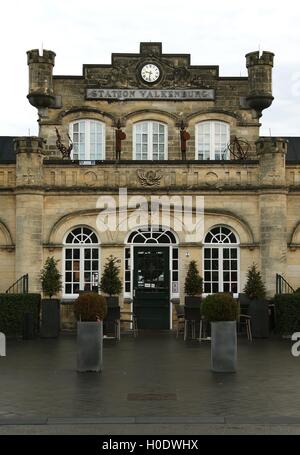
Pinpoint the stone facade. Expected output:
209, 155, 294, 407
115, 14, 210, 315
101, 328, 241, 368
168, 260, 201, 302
0, 42, 299, 329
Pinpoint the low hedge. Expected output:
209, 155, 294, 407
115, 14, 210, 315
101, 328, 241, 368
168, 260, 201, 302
0, 294, 41, 337
273, 293, 300, 336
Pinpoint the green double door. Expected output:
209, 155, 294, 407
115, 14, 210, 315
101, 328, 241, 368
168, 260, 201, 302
133, 247, 170, 329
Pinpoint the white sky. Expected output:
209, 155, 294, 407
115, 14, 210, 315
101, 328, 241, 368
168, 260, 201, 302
0, 0, 299, 137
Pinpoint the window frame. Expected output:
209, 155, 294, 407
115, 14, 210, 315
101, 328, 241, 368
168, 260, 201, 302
62, 226, 100, 299
195, 120, 230, 160
203, 226, 240, 298
133, 121, 168, 160
69, 119, 106, 162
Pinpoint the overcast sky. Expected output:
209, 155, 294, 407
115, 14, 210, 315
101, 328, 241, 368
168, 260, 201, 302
0, 0, 299, 137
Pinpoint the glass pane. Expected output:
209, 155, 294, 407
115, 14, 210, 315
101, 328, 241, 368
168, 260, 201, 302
65, 249, 72, 259
84, 249, 91, 259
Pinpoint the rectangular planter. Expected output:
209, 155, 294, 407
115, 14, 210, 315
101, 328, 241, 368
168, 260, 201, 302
40, 299, 60, 338
77, 321, 103, 372
184, 296, 202, 307
211, 321, 237, 373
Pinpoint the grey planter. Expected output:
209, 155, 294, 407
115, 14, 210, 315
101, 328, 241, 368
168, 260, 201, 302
184, 296, 202, 307
40, 299, 60, 338
77, 321, 103, 372
248, 299, 269, 338
106, 296, 119, 307
211, 321, 237, 373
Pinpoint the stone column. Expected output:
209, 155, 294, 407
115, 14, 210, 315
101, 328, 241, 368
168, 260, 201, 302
257, 137, 288, 296
14, 137, 45, 293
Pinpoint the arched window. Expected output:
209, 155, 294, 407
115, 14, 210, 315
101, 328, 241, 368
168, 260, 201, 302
196, 121, 230, 160
203, 226, 239, 295
127, 226, 177, 244
133, 121, 167, 160
69, 120, 105, 161
63, 226, 100, 297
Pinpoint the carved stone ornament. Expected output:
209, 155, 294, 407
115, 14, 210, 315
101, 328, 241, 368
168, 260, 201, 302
137, 169, 163, 186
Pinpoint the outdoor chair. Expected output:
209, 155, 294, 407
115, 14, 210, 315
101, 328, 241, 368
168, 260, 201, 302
120, 311, 138, 338
237, 298, 252, 342
175, 305, 185, 338
104, 305, 121, 340
184, 306, 201, 341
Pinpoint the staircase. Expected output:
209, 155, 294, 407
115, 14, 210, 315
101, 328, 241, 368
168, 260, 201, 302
5, 274, 29, 294
276, 273, 295, 294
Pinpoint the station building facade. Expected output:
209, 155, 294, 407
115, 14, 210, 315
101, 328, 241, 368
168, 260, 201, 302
0, 42, 299, 328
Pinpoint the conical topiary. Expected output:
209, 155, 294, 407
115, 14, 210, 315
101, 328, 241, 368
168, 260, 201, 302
184, 260, 203, 296
40, 257, 62, 299
243, 263, 266, 300
99, 255, 123, 296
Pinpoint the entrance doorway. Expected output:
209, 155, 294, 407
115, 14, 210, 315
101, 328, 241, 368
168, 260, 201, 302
133, 247, 170, 329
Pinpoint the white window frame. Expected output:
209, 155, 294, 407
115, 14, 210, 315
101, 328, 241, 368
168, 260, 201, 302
62, 226, 100, 299
133, 121, 168, 160
202, 226, 240, 298
195, 121, 230, 160
69, 119, 106, 162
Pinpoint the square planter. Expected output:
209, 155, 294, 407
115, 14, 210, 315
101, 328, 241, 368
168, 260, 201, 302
77, 321, 103, 372
106, 296, 119, 307
184, 296, 202, 307
40, 299, 60, 338
248, 299, 269, 338
211, 321, 237, 373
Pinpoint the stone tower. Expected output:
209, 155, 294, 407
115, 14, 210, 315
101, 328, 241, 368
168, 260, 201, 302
27, 49, 56, 108
257, 137, 288, 296
246, 50, 274, 118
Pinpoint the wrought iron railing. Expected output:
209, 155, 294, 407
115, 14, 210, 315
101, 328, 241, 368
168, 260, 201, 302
276, 273, 295, 294
5, 274, 29, 294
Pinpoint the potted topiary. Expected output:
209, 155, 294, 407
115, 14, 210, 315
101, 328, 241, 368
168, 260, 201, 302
202, 293, 239, 373
40, 257, 62, 338
99, 255, 123, 307
74, 292, 107, 372
243, 263, 269, 338
184, 260, 203, 307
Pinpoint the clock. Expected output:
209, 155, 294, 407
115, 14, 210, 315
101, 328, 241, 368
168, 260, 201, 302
141, 63, 160, 83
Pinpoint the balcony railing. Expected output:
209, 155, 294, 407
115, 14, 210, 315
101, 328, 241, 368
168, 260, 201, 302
276, 273, 295, 295
5, 274, 29, 294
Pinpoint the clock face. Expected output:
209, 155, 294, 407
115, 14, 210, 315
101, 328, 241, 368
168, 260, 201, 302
141, 64, 160, 83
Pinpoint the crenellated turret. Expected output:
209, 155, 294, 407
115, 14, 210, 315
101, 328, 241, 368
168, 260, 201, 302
27, 49, 56, 108
246, 50, 274, 118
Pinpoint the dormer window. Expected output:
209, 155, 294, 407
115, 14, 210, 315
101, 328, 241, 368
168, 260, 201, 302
69, 120, 105, 161
196, 121, 230, 160
133, 121, 167, 160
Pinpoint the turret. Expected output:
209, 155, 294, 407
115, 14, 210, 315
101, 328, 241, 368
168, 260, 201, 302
246, 51, 274, 118
27, 49, 56, 108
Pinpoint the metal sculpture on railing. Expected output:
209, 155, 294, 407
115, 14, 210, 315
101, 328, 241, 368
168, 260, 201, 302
55, 127, 73, 159
180, 121, 190, 160
227, 136, 251, 160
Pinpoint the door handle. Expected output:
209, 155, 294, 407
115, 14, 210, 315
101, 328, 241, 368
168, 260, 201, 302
133, 289, 136, 297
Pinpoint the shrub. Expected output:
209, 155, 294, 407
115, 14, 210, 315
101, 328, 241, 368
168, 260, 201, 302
184, 260, 203, 296
74, 292, 107, 322
99, 255, 122, 296
201, 293, 238, 322
273, 293, 300, 335
0, 294, 41, 337
243, 263, 266, 300
40, 257, 62, 298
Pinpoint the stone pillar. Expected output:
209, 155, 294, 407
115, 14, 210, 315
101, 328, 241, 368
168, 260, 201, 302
14, 137, 45, 293
257, 137, 288, 296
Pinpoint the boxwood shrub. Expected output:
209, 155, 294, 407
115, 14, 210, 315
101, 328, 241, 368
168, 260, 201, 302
201, 293, 238, 322
0, 294, 41, 337
273, 293, 300, 336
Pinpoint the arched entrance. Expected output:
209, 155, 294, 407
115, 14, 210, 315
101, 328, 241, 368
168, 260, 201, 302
125, 226, 178, 329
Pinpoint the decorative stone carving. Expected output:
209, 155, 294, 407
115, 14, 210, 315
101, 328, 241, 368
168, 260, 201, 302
205, 172, 219, 186
137, 169, 163, 186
